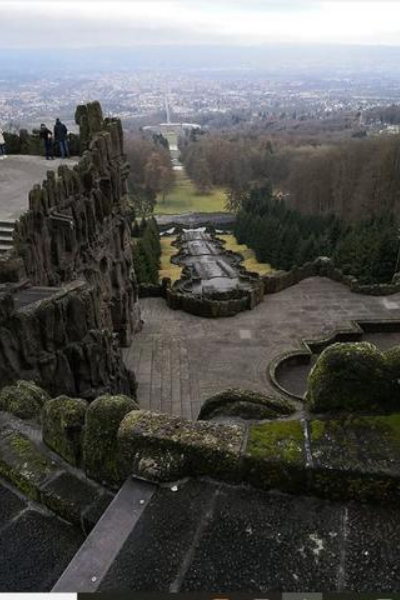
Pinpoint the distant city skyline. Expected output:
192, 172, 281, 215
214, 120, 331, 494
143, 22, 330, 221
1, 0, 400, 48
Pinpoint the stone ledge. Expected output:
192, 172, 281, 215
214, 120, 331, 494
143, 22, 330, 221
198, 387, 295, 421
117, 410, 245, 483
115, 409, 400, 504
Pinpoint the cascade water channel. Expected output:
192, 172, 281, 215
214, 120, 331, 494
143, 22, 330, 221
173, 229, 254, 295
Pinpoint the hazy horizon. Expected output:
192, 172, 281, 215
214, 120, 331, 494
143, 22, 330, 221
1, 1, 400, 48
3, 43, 400, 76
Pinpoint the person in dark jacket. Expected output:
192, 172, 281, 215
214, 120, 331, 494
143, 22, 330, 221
39, 124, 53, 160
54, 118, 69, 158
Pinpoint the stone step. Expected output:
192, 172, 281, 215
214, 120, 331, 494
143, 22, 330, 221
0, 238, 13, 246
0, 220, 15, 253
0, 228, 14, 237
0, 220, 15, 230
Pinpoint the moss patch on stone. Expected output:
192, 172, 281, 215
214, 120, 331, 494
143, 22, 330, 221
198, 388, 295, 421
83, 394, 138, 486
247, 420, 304, 463
0, 381, 50, 420
0, 432, 56, 501
306, 342, 394, 413
245, 420, 306, 492
42, 395, 88, 466
117, 410, 245, 483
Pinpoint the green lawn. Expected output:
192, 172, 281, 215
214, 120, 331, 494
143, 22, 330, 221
218, 234, 274, 276
159, 236, 182, 282
155, 170, 228, 215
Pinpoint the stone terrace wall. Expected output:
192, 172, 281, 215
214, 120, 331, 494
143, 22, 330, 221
0, 282, 136, 399
261, 257, 400, 297
10, 101, 140, 345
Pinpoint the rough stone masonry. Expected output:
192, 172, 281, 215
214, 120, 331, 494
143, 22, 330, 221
0, 101, 140, 398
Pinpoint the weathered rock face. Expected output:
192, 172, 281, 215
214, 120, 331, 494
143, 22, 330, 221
0, 282, 137, 400
12, 101, 140, 346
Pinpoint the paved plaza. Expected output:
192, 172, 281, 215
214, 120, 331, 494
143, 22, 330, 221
0, 155, 77, 221
124, 277, 400, 418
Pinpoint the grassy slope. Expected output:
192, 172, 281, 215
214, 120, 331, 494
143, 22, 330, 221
159, 236, 183, 282
155, 170, 227, 215
218, 234, 274, 275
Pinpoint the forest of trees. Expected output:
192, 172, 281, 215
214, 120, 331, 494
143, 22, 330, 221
126, 126, 400, 285
180, 131, 400, 222
235, 184, 399, 285
131, 217, 161, 284
180, 132, 274, 200
283, 136, 400, 221
125, 134, 175, 216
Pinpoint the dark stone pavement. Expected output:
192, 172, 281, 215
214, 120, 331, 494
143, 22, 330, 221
0, 476, 84, 591
98, 478, 400, 593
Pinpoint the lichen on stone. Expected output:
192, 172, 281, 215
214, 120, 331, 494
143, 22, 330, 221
308, 414, 400, 502
0, 432, 56, 501
83, 394, 138, 486
0, 380, 50, 420
117, 410, 245, 483
198, 387, 295, 421
42, 395, 88, 466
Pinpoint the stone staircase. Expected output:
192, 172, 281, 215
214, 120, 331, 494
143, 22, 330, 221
0, 220, 15, 254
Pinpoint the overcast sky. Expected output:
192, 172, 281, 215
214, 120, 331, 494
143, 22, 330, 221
1, 0, 400, 48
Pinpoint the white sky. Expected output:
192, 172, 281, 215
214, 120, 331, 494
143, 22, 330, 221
0, 0, 400, 47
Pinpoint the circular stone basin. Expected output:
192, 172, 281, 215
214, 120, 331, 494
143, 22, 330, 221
272, 325, 400, 399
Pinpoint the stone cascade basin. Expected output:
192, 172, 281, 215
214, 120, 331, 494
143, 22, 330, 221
271, 320, 400, 399
173, 229, 253, 295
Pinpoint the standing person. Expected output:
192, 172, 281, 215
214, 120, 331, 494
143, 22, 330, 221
54, 118, 69, 158
0, 127, 6, 159
40, 123, 53, 160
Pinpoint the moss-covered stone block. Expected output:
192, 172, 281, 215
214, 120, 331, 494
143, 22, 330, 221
384, 346, 400, 400
83, 394, 138, 486
244, 420, 306, 492
0, 381, 50, 420
0, 432, 56, 501
41, 471, 99, 526
42, 396, 88, 466
198, 388, 295, 421
306, 342, 393, 413
309, 415, 400, 502
117, 410, 245, 483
